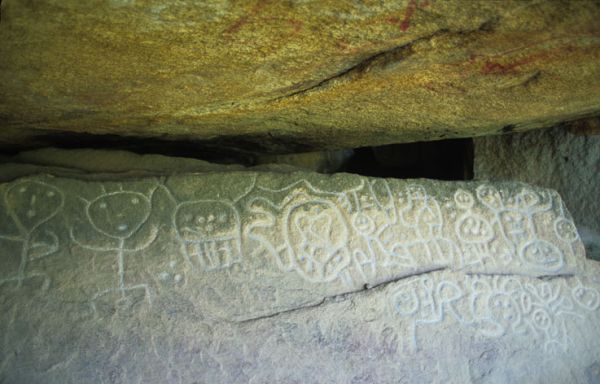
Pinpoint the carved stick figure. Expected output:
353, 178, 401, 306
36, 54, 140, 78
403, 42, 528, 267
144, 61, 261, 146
70, 185, 158, 311
0, 180, 64, 289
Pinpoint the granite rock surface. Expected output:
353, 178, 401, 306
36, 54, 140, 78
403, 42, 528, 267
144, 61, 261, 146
1, 169, 599, 383
1, 1, 600, 152
474, 125, 600, 261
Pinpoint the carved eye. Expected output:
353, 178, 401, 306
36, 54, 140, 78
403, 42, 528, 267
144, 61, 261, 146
47, 191, 55, 197
99, 202, 107, 209
195, 216, 205, 224
19, 187, 27, 193
131, 197, 139, 204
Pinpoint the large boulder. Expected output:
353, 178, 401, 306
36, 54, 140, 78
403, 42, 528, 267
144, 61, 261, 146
474, 124, 600, 260
1, 0, 600, 152
1, 168, 599, 383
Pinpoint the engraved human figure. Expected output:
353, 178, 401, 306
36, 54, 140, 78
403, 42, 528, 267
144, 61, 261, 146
174, 200, 242, 271
391, 276, 464, 350
383, 185, 457, 269
348, 179, 397, 277
485, 292, 523, 337
70, 187, 158, 310
0, 180, 64, 288
478, 185, 564, 271
454, 189, 495, 266
283, 200, 350, 282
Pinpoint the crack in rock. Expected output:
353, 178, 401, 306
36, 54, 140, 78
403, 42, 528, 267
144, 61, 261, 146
233, 265, 579, 325
270, 19, 496, 101
234, 266, 449, 324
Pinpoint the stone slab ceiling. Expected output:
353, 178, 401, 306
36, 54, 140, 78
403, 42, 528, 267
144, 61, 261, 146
1, 0, 600, 151
1, 170, 599, 382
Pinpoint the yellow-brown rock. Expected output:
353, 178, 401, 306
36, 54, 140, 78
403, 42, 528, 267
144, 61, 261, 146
1, 0, 600, 152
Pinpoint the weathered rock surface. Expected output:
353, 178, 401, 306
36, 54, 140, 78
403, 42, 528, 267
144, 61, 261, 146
2, 1, 600, 152
1, 170, 599, 383
474, 125, 600, 261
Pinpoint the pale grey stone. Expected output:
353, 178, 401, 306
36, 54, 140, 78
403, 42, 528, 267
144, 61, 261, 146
474, 126, 600, 260
0, 171, 598, 383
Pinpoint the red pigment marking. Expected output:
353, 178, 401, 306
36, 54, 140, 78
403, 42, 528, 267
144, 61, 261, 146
480, 48, 565, 75
223, 1, 269, 35
400, 0, 418, 32
387, 0, 431, 31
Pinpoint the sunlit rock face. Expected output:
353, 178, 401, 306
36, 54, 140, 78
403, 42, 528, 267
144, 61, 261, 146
1, 0, 600, 152
0, 170, 598, 383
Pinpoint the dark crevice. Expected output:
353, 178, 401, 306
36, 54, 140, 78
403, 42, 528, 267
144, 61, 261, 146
341, 138, 473, 180
0, 132, 474, 181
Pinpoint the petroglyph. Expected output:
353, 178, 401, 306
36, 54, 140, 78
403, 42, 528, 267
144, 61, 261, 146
0, 180, 64, 289
70, 184, 158, 312
0, 171, 598, 383
388, 270, 600, 353
246, 178, 581, 288
165, 175, 256, 273
174, 200, 242, 271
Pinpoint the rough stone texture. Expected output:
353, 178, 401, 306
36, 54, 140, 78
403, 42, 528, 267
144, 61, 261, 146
2, 1, 600, 152
474, 125, 600, 260
1, 170, 599, 383
255, 149, 354, 173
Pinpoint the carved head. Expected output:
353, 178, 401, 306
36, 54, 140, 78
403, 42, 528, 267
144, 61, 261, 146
499, 210, 528, 239
392, 282, 420, 317
554, 218, 579, 243
86, 191, 151, 239
519, 240, 563, 270
488, 293, 521, 333
454, 189, 474, 210
476, 185, 503, 211
175, 200, 239, 242
5, 180, 64, 234
456, 215, 494, 243
572, 286, 600, 311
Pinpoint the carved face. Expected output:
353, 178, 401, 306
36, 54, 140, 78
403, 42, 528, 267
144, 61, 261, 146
454, 189, 474, 210
352, 212, 376, 235
531, 308, 552, 330
519, 240, 563, 270
392, 283, 420, 317
489, 293, 521, 332
554, 218, 578, 242
456, 215, 494, 243
476, 185, 503, 210
572, 286, 600, 311
516, 189, 540, 208
174, 200, 241, 271
285, 200, 350, 281
499, 210, 529, 241
5, 181, 63, 233
175, 201, 239, 241
87, 192, 151, 239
